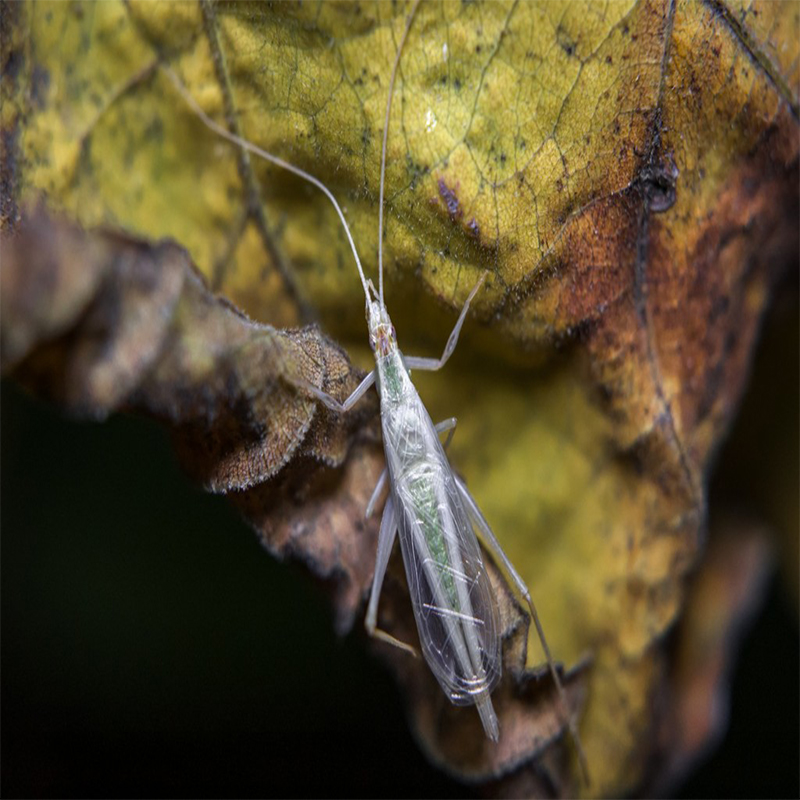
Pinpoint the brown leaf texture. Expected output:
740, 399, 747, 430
2, 1, 798, 796
647, 515, 774, 795
1, 208, 377, 492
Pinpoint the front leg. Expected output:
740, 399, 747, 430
293, 369, 375, 413
404, 272, 488, 373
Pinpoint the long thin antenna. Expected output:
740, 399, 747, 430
528, 598, 591, 785
378, 0, 420, 306
161, 65, 372, 304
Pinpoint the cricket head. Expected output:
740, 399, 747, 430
366, 289, 397, 358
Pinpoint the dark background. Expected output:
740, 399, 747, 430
2, 296, 798, 798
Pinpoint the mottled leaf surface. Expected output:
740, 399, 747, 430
2, 1, 798, 795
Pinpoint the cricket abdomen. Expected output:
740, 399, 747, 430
377, 355, 501, 707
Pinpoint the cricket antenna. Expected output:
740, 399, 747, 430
527, 596, 592, 786
377, 0, 420, 307
161, 64, 373, 305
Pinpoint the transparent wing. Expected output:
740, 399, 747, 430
383, 389, 501, 706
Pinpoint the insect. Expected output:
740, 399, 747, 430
164, 1, 587, 779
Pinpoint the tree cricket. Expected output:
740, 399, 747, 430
164, 1, 588, 780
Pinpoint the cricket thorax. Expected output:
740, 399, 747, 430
366, 300, 397, 358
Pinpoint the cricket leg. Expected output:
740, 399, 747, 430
365, 494, 419, 658
293, 369, 375, 413
454, 474, 591, 784
404, 272, 488, 372
434, 417, 457, 451
366, 467, 388, 519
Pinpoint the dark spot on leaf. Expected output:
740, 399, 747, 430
143, 115, 164, 145
708, 293, 730, 322
2, 47, 23, 81
437, 178, 462, 221
639, 153, 679, 213
556, 25, 577, 57
30, 65, 50, 110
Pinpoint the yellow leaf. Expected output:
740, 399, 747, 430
3, 1, 798, 795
